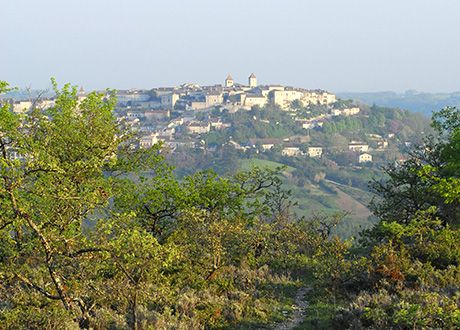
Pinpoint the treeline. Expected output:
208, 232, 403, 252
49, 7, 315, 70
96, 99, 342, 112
0, 81, 458, 329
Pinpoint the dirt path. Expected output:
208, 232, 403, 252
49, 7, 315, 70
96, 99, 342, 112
274, 287, 311, 330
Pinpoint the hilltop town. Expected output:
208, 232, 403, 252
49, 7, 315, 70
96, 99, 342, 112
2, 75, 432, 237
7, 74, 428, 172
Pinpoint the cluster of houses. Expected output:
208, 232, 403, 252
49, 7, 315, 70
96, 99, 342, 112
97, 74, 343, 153
218, 131, 394, 165
4, 75, 395, 166
232, 138, 378, 164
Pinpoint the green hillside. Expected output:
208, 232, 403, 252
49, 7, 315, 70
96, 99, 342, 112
239, 158, 295, 172
238, 158, 375, 238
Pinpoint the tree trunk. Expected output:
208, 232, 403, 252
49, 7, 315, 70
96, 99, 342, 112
132, 290, 138, 330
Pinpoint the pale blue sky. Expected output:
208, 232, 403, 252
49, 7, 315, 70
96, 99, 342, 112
2, 0, 460, 92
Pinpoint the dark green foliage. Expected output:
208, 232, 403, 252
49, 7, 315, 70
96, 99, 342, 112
315, 107, 460, 329
370, 107, 460, 226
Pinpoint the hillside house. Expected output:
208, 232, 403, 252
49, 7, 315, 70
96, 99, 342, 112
342, 107, 360, 116
250, 138, 281, 151
358, 153, 373, 163
140, 134, 160, 149
161, 92, 180, 109
228, 140, 247, 151
282, 146, 302, 157
377, 140, 389, 149
349, 143, 369, 152
12, 101, 33, 113
189, 101, 207, 110
205, 92, 224, 107
307, 146, 323, 158
144, 109, 170, 121
186, 121, 211, 134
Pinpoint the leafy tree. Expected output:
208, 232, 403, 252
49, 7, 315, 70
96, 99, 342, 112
421, 106, 460, 205
0, 80, 122, 327
329, 107, 460, 329
369, 107, 460, 226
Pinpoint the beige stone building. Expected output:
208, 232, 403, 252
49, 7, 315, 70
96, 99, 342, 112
318, 91, 336, 105
272, 89, 304, 109
377, 140, 389, 149
225, 74, 234, 88
307, 146, 323, 158
11, 99, 56, 114
331, 109, 342, 116
210, 118, 224, 129
161, 92, 180, 109
12, 101, 33, 113
144, 109, 170, 121
260, 143, 275, 151
301, 91, 320, 105
205, 92, 224, 107
189, 101, 207, 110
271, 89, 336, 110
282, 146, 302, 157
250, 138, 281, 151
301, 121, 314, 129
258, 85, 284, 98
152, 88, 175, 98
248, 73, 257, 88
301, 91, 336, 106
358, 153, 373, 163
186, 121, 211, 134
342, 107, 360, 116
349, 143, 369, 152
331, 107, 360, 116
243, 94, 267, 108
140, 133, 160, 149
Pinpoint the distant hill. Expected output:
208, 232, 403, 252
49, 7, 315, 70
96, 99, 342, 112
0, 89, 54, 101
337, 91, 460, 115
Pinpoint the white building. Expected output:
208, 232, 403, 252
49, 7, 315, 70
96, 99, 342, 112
349, 143, 369, 153
358, 153, 373, 163
186, 121, 211, 134
342, 107, 360, 116
225, 75, 234, 88
160, 93, 180, 109
282, 146, 302, 157
140, 134, 160, 149
248, 73, 257, 88
307, 147, 323, 158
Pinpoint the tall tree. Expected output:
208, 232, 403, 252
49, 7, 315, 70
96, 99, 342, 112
369, 107, 460, 226
0, 80, 123, 327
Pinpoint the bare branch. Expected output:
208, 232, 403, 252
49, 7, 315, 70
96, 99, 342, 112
14, 272, 61, 300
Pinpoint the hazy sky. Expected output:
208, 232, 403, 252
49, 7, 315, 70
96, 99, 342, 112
2, 0, 460, 92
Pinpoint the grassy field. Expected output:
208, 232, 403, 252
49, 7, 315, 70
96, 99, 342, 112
239, 158, 295, 173
239, 158, 374, 238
